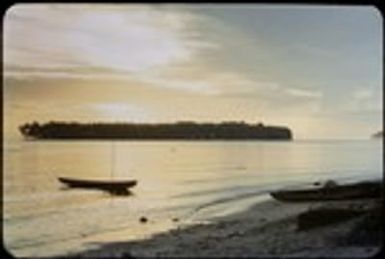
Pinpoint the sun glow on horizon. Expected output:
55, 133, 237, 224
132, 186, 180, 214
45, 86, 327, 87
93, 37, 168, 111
90, 102, 153, 122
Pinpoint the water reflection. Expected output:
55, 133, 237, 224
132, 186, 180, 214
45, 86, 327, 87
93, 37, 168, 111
3, 140, 382, 256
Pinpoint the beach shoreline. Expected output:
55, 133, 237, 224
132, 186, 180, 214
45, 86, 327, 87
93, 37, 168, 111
65, 180, 383, 258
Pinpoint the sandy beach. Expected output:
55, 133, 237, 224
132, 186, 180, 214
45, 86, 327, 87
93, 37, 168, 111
65, 181, 382, 258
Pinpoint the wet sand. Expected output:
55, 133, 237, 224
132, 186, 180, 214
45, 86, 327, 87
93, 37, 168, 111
65, 182, 382, 258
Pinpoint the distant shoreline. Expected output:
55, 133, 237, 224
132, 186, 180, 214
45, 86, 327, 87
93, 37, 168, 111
19, 121, 293, 140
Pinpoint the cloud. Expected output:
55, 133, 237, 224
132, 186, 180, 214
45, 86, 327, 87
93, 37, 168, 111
291, 42, 336, 58
4, 4, 215, 77
352, 89, 373, 100
3, 65, 134, 81
284, 87, 323, 99
4, 4, 228, 99
346, 88, 381, 112
5, 4, 299, 100
136, 70, 259, 96
88, 102, 155, 121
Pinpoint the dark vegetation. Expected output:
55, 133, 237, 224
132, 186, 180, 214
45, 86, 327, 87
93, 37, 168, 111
372, 130, 383, 139
19, 121, 292, 140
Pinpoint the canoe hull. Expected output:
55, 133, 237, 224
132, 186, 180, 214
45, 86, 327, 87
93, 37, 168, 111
58, 177, 137, 195
270, 181, 382, 202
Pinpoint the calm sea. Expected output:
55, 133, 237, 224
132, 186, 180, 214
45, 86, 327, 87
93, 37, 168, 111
3, 139, 383, 257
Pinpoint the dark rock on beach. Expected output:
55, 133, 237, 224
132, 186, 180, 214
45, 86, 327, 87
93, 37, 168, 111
297, 208, 366, 231
342, 202, 383, 246
139, 217, 148, 223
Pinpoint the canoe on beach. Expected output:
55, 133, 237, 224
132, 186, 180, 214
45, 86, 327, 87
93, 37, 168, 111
58, 177, 137, 195
270, 181, 382, 202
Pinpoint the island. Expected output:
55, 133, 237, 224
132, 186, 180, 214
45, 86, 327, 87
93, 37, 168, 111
19, 121, 292, 140
371, 130, 383, 139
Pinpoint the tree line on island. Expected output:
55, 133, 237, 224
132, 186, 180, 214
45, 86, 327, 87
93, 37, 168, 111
19, 121, 293, 140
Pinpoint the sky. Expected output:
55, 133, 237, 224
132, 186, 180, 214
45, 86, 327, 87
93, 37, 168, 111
3, 4, 383, 139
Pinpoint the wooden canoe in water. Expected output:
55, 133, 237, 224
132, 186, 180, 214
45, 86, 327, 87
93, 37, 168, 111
58, 177, 137, 195
270, 181, 382, 202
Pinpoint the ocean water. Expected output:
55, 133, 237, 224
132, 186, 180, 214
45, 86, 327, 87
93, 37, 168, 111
3, 139, 383, 257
